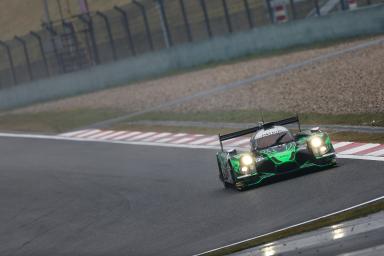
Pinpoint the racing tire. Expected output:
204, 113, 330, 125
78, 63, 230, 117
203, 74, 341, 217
217, 157, 231, 189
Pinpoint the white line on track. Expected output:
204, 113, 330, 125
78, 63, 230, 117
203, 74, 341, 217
192, 195, 384, 256
333, 141, 354, 149
172, 135, 204, 144
338, 143, 380, 155
111, 131, 142, 140
60, 129, 91, 137
366, 148, 384, 157
155, 133, 187, 143
72, 129, 101, 138
141, 132, 172, 142
227, 138, 251, 147
99, 131, 127, 140
189, 136, 218, 145
0, 132, 383, 162
86, 130, 115, 139
127, 132, 157, 141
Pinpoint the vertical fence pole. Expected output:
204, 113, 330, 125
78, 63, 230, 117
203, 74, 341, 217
0, 40, 17, 85
114, 6, 136, 56
314, 0, 321, 16
62, 21, 82, 69
79, 15, 100, 65
199, 0, 212, 38
340, 0, 347, 10
222, 0, 233, 33
43, 23, 64, 74
179, 0, 192, 42
133, 0, 154, 51
265, 0, 274, 24
289, 0, 297, 19
96, 11, 117, 61
30, 31, 50, 76
14, 36, 33, 81
156, 0, 173, 47
243, 0, 254, 28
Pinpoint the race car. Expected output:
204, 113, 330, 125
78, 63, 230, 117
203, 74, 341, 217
216, 116, 336, 191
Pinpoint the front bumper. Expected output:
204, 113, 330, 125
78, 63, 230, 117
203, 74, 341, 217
237, 153, 336, 188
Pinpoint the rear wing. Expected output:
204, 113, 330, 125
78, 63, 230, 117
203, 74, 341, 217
218, 116, 301, 151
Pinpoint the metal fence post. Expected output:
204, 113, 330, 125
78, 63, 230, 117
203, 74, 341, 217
14, 36, 33, 81
314, 0, 321, 16
199, 0, 212, 38
96, 11, 117, 61
265, 0, 274, 24
222, 0, 233, 33
243, 0, 254, 28
62, 21, 82, 69
133, 0, 154, 51
156, 0, 173, 47
340, 0, 347, 10
30, 31, 50, 76
179, 0, 192, 42
114, 6, 136, 56
289, 0, 297, 19
0, 40, 17, 85
78, 14, 100, 65
43, 23, 64, 73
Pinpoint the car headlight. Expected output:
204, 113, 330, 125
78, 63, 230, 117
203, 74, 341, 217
241, 166, 249, 173
241, 154, 253, 166
320, 146, 327, 155
310, 136, 322, 148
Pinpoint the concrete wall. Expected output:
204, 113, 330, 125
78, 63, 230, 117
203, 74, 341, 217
1, 4, 383, 110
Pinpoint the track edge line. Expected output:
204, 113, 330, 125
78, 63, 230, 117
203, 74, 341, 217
193, 196, 384, 256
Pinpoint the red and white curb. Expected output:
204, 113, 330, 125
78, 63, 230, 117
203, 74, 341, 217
60, 129, 384, 157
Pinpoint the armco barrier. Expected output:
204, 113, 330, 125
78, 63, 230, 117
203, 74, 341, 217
0, 4, 383, 110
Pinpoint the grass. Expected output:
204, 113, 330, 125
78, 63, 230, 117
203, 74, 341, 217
126, 110, 384, 127
0, 109, 123, 134
201, 199, 384, 256
329, 131, 384, 144
1, 109, 384, 143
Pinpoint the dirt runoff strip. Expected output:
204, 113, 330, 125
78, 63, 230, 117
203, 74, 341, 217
77, 37, 384, 130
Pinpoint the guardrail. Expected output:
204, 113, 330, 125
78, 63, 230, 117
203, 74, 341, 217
0, 0, 382, 89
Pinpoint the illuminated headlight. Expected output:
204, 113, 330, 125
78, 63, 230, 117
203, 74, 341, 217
241, 154, 253, 165
310, 136, 322, 148
320, 146, 327, 154
241, 166, 249, 173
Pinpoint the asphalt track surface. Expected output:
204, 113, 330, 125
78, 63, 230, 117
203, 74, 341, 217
0, 137, 383, 256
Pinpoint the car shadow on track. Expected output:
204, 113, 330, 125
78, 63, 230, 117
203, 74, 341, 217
216, 164, 340, 193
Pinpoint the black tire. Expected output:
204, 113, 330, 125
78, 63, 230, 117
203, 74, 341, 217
217, 157, 231, 189
227, 160, 237, 185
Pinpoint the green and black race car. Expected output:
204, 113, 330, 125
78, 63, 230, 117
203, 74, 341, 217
216, 116, 336, 191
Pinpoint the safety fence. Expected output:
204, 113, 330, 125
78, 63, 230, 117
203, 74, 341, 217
0, 0, 382, 88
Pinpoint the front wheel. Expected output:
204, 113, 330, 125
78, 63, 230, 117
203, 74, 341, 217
217, 157, 231, 189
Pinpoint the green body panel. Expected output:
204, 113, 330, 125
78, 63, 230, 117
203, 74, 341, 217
217, 130, 336, 190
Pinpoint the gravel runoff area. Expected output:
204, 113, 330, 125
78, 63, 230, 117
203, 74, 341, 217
11, 35, 384, 115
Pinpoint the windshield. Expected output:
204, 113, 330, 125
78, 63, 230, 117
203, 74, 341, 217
255, 131, 294, 150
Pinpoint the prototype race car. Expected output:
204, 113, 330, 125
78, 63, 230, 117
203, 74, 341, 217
216, 116, 336, 191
